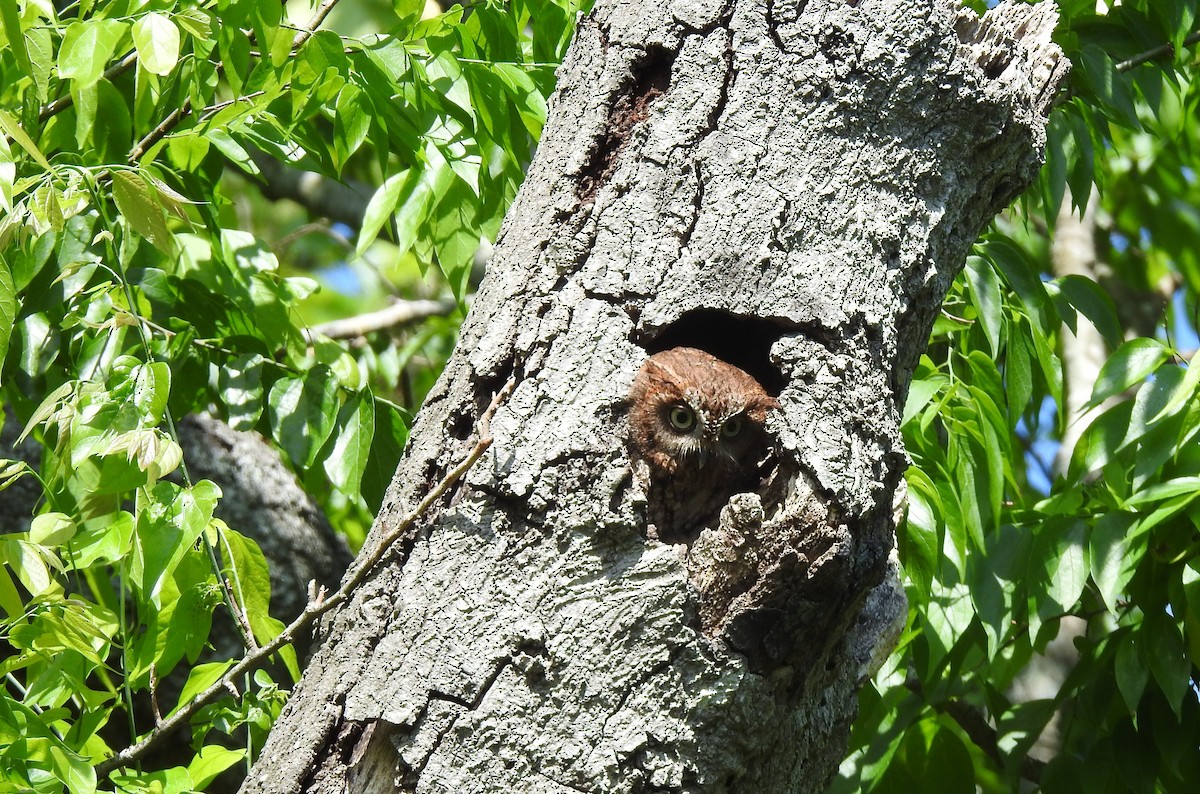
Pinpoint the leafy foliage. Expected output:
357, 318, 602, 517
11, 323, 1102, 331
837, 2, 1200, 791
3, 0, 1199, 792
0, 0, 578, 790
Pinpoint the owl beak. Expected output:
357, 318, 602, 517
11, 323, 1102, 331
696, 448, 710, 468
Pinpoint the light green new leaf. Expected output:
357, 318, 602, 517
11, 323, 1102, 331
57, 19, 127, 89
0, 1, 30, 77
0, 110, 52, 170
132, 13, 180, 76
902, 375, 945, 428
134, 361, 172, 423
172, 660, 237, 716
0, 257, 15, 382
29, 512, 76, 548
112, 170, 174, 253
134, 480, 221, 606
188, 745, 246, 790
0, 536, 62, 597
1087, 338, 1170, 409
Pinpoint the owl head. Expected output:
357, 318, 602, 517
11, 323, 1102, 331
628, 347, 779, 477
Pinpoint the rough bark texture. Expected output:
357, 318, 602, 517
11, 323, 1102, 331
241, 1, 1066, 791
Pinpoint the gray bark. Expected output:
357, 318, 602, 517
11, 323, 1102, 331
241, 1, 1066, 791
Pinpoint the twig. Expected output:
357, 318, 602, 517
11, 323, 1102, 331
219, 573, 260, 652
38, 52, 139, 124
905, 676, 1046, 783
94, 377, 515, 778
304, 299, 459, 342
129, 101, 193, 163
1116, 31, 1200, 72
293, 0, 341, 50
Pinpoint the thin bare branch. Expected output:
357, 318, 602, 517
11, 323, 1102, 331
1116, 31, 1200, 72
304, 299, 459, 342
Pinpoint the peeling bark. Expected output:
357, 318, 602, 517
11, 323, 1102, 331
241, 1, 1066, 791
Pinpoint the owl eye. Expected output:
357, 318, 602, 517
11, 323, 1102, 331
721, 416, 743, 438
667, 404, 696, 431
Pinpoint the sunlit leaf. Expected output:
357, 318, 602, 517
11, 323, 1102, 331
132, 13, 181, 76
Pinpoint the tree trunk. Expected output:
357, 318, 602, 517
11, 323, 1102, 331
241, 1, 1065, 791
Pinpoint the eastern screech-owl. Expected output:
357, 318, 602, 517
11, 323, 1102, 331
628, 346, 779, 542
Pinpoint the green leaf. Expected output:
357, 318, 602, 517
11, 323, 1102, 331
187, 745, 246, 790
432, 179, 478, 300
29, 513, 76, 548
324, 391, 374, 498
1046, 520, 1089, 615
132, 13, 181, 76
0, 1, 30, 77
1050, 274, 1123, 351
218, 353, 265, 431
492, 62, 549, 139
901, 468, 941, 595
172, 660, 237, 716
1089, 513, 1140, 613
361, 400, 409, 513
1114, 634, 1148, 716
1077, 43, 1141, 129
218, 526, 275, 648
267, 369, 340, 469
57, 19, 127, 89
395, 143, 456, 262
1144, 612, 1189, 718
112, 170, 174, 253
963, 255, 1002, 356
1004, 327, 1033, 421
1088, 338, 1170, 408
983, 236, 1052, 331
133, 480, 221, 607
0, 256, 15, 381
334, 84, 372, 169
1123, 477, 1200, 509
0, 109, 52, 170
357, 170, 412, 255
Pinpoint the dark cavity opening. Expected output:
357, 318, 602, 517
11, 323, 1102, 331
639, 310, 788, 396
